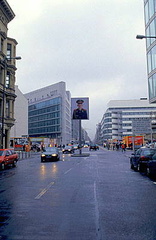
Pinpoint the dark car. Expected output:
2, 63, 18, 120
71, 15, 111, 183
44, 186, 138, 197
146, 154, 156, 177
89, 144, 99, 151
0, 149, 19, 170
62, 146, 74, 154
41, 147, 60, 162
130, 147, 156, 172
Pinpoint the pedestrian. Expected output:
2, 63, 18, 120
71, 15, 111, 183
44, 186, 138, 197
116, 142, 119, 151
121, 143, 126, 152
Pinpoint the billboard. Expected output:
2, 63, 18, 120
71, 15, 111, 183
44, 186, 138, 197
71, 97, 89, 120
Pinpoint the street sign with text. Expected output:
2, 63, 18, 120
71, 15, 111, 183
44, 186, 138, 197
132, 118, 151, 134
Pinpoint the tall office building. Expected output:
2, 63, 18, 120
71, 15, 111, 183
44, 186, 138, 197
144, 0, 156, 103
24, 82, 71, 146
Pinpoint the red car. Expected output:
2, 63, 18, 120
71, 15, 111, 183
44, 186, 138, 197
0, 149, 19, 170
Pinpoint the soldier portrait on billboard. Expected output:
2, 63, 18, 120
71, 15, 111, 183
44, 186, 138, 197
72, 99, 88, 120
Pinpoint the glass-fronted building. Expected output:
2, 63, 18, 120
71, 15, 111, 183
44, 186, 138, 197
24, 82, 71, 145
144, 0, 156, 102
28, 97, 61, 138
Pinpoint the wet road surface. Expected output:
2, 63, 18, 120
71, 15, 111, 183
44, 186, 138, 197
0, 148, 156, 240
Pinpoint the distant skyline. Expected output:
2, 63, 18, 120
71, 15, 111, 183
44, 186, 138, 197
7, 0, 147, 139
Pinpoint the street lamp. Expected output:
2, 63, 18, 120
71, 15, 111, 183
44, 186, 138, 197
136, 34, 156, 39
1, 56, 21, 149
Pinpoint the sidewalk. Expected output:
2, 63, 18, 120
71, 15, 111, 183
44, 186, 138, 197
100, 146, 133, 157
17, 151, 40, 160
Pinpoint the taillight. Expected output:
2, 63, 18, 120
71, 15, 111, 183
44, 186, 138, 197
140, 156, 149, 161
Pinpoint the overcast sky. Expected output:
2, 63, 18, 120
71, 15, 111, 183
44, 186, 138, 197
7, 0, 147, 140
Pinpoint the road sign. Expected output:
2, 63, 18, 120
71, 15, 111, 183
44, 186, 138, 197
132, 118, 151, 134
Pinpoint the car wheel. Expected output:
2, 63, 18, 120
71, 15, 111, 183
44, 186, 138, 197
146, 167, 151, 176
137, 163, 143, 172
131, 163, 134, 170
1, 162, 5, 170
137, 163, 140, 172
12, 160, 17, 167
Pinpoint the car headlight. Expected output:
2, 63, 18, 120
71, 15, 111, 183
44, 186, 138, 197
41, 154, 45, 157
52, 154, 57, 156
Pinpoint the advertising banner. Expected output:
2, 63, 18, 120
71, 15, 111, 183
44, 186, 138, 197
71, 97, 89, 120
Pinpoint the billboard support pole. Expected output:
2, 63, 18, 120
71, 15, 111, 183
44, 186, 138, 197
79, 119, 82, 155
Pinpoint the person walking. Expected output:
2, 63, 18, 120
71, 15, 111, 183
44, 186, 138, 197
121, 143, 126, 152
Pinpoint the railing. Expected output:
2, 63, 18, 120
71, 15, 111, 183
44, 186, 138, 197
17, 151, 32, 159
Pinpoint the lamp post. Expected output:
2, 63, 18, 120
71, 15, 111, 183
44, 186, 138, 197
1, 56, 21, 149
136, 34, 156, 40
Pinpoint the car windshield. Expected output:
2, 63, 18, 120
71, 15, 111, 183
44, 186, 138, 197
43, 147, 57, 153
0, 150, 4, 156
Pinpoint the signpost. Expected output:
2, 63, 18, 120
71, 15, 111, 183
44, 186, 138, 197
71, 97, 89, 156
132, 118, 151, 152
132, 118, 151, 135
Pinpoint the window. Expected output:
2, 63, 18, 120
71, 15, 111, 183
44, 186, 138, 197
146, 26, 150, 48
149, 20, 156, 44
6, 100, 9, 118
0, 38, 4, 52
7, 43, 12, 59
6, 71, 10, 88
149, 0, 154, 19
0, 67, 2, 84
147, 50, 152, 73
145, 2, 149, 24
152, 45, 156, 70
0, 99, 2, 117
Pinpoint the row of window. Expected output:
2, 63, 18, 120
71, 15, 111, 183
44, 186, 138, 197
149, 72, 156, 99
29, 112, 60, 122
29, 119, 60, 128
28, 97, 61, 111
29, 105, 60, 117
145, 0, 156, 25
146, 19, 156, 48
147, 44, 156, 73
29, 126, 60, 135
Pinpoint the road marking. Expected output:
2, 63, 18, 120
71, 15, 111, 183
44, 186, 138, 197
35, 182, 55, 200
94, 181, 102, 240
153, 182, 156, 185
64, 168, 72, 174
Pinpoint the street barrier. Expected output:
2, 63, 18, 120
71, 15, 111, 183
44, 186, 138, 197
17, 151, 31, 159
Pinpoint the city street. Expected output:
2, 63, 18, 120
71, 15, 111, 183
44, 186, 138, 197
0, 147, 156, 240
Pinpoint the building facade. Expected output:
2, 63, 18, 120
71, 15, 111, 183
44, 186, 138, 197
144, 0, 156, 103
24, 82, 71, 146
98, 99, 156, 143
10, 85, 28, 138
0, 0, 19, 148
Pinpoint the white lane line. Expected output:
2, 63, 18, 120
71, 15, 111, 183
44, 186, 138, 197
94, 181, 102, 240
35, 181, 55, 200
64, 168, 72, 175
153, 182, 156, 185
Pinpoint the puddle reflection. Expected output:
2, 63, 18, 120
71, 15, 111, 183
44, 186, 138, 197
40, 163, 58, 179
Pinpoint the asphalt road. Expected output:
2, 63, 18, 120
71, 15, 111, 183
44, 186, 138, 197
0, 148, 156, 240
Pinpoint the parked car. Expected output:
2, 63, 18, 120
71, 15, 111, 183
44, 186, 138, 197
89, 144, 99, 151
0, 149, 19, 170
146, 154, 156, 177
41, 147, 60, 162
130, 147, 156, 172
62, 146, 74, 154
